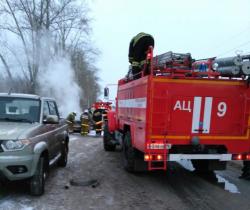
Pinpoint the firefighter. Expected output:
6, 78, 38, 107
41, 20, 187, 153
66, 112, 76, 133
92, 109, 102, 136
80, 110, 90, 136
102, 109, 108, 122
128, 32, 154, 79
239, 161, 250, 180
88, 107, 95, 130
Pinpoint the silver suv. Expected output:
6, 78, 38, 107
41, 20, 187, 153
0, 93, 69, 196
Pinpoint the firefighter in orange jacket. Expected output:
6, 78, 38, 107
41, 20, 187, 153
128, 32, 154, 79
92, 109, 102, 136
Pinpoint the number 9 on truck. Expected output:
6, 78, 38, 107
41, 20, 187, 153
217, 102, 227, 117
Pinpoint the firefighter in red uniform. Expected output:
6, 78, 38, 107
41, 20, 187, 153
128, 32, 154, 79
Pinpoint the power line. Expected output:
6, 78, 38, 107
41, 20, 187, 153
206, 25, 250, 56
216, 40, 250, 57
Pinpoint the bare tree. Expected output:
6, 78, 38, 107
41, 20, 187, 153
0, 52, 12, 80
0, 0, 100, 100
71, 48, 100, 108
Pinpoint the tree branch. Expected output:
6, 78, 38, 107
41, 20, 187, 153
0, 52, 12, 80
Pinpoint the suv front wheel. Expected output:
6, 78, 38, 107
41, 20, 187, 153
29, 157, 46, 196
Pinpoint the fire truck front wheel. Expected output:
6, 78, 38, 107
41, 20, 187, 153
103, 124, 116, 151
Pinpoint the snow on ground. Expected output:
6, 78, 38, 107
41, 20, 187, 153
176, 159, 240, 193
216, 174, 240, 194
0, 198, 33, 210
0, 135, 248, 210
69, 135, 79, 141
88, 130, 96, 136
87, 130, 103, 137
177, 160, 195, 171
69, 130, 103, 141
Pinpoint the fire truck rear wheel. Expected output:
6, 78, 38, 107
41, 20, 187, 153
122, 131, 137, 172
191, 160, 211, 173
103, 124, 116, 151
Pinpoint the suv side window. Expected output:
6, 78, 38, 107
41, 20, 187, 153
43, 101, 50, 119
48, 101, 59, 117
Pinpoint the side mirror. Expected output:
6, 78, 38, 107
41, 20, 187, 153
104, 87, 109, 98
43, 115, 59, 124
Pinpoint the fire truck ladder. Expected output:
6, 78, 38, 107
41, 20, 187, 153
147, 90, 169, 170
147, 138, 168, 171
153, 51, 192, 70
144, 47, 170, 170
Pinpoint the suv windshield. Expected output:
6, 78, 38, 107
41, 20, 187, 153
0, 97, 40, 123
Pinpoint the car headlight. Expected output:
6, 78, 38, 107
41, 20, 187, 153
1, 139, 30, 151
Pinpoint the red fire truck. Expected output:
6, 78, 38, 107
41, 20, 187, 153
103, 47, 250, 172
92, 101, 112, 111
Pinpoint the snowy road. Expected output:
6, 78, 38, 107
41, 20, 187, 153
0, 133, 250, 210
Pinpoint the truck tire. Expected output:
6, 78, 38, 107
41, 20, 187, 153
122, 131, 137, 172
192, 160, 211, 173
58, 143, 68, 167
29, 157, 45, 196
103, 124, 116, 151
192, 159, 226, 173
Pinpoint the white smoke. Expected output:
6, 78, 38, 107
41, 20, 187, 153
38, 56, 82, 117
1, 27, 83, 116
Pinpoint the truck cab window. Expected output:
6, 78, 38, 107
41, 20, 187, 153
43, 101, 50, 119
48, 101, 59, 117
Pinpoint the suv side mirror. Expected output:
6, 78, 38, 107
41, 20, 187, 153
104, 87, 109, 98
43, 115, 59, 124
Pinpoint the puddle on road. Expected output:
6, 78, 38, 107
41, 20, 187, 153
215, 174, 240, 194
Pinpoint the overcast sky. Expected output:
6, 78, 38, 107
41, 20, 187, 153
88, 0, 250, 100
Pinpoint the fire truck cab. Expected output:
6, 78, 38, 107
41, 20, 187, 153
104, 47, 250, 172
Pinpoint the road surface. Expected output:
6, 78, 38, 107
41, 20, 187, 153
0, 133, 249, 210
